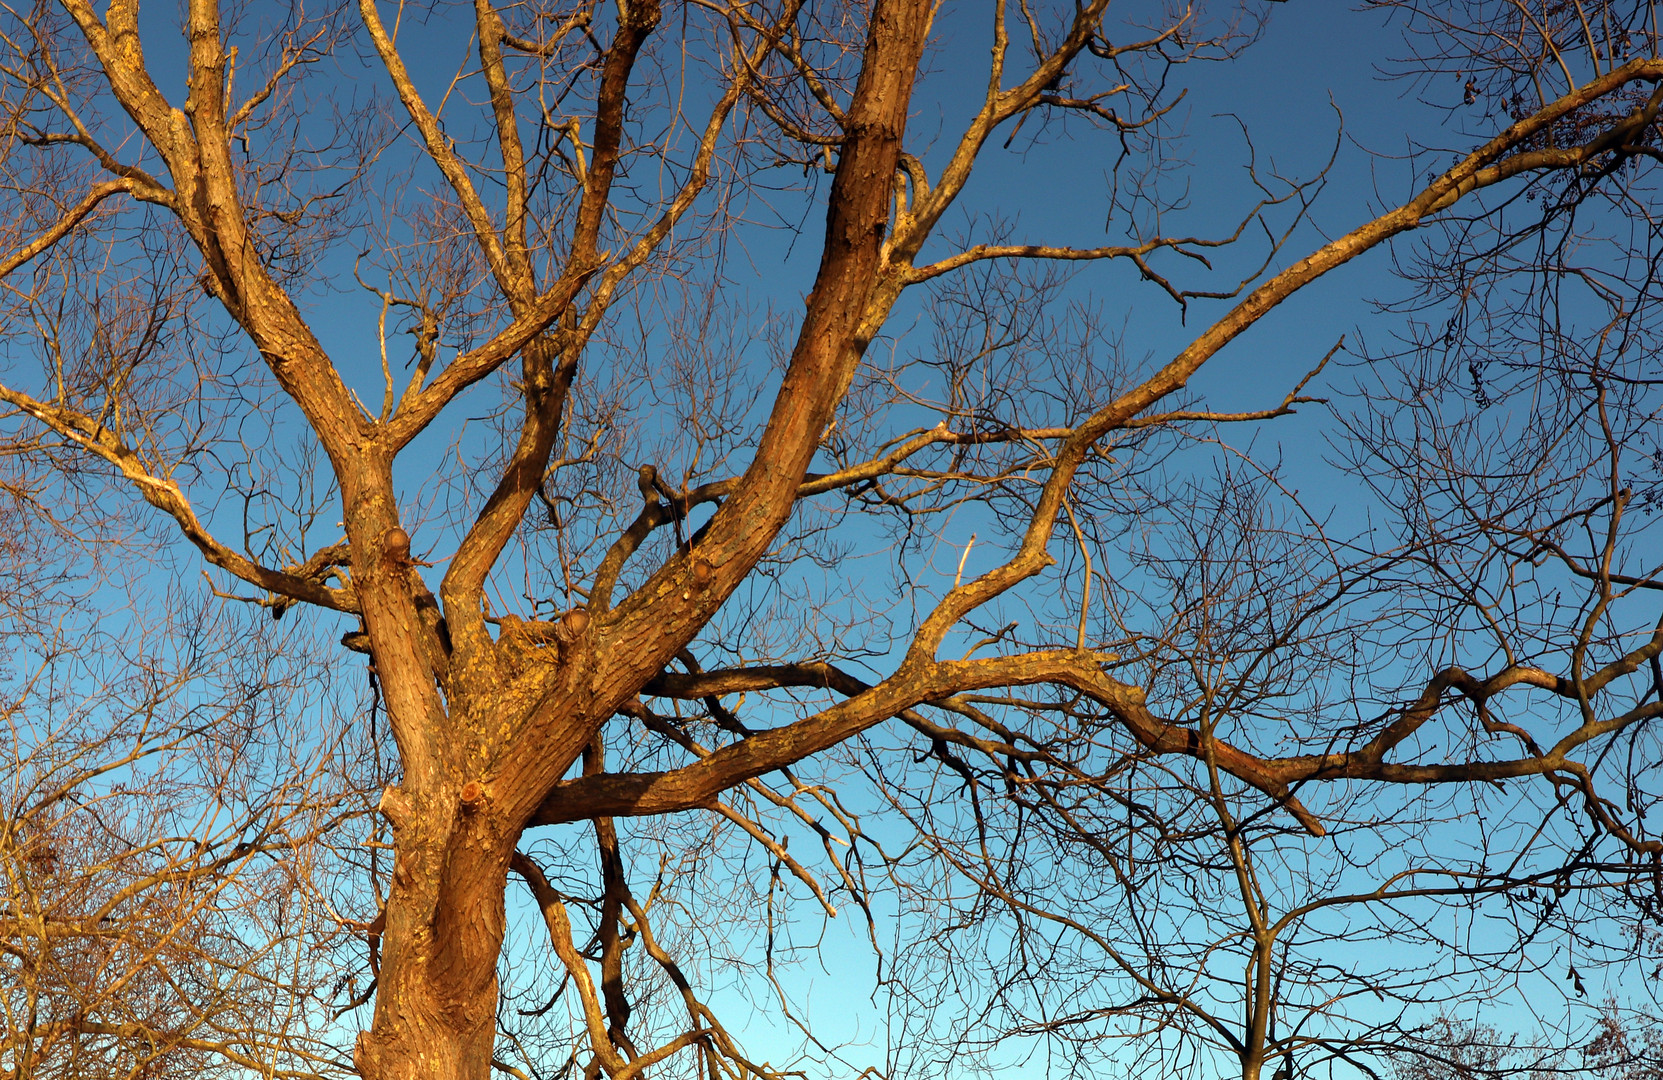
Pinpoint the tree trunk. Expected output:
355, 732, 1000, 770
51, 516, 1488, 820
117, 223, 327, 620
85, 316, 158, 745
354, 794, 516, 1080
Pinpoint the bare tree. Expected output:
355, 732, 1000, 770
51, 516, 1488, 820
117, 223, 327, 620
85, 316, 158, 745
1388, 1006, 1663, 1080
4, 2, 1663, 1080
0, 478, 370, 1078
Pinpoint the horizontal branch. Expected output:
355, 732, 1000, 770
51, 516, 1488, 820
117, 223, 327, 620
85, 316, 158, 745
530, 650, 1325, 830
0, 385, 358, 613
645, 661, 1043, 761
540, 625, 1663, 847
905, 237, 1190, 285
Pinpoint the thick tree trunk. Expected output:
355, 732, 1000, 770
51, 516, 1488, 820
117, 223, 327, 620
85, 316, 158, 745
340, 459, 535, 1080
354, 797, 516, 1080
342, 0, 936, 1073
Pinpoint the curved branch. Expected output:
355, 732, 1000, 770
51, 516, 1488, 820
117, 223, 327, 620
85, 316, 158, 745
0, 179, 149, 279
0, 385, 358, 613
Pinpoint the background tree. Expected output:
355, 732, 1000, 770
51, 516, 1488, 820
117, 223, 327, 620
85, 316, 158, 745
0, 465, 369, 1078
5, 2, 1663, 1080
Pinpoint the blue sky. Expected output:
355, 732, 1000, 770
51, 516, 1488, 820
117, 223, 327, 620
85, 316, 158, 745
14, 2, 1659, 1077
